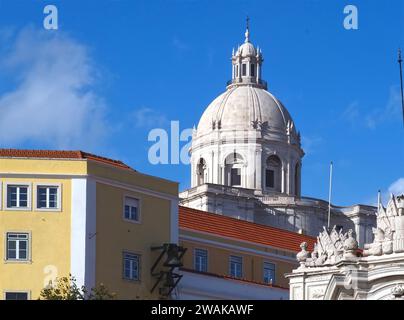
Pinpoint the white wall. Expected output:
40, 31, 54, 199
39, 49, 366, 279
175, 270, 289, 300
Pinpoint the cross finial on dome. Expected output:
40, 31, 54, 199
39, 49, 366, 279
245, 16, 250, 43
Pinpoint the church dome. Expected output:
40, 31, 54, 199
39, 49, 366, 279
195, 21, 298, 140
190, 21, 303, 195
196, 86, 295, 137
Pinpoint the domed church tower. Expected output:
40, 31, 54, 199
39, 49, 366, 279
190, 23, 304, 196
180, 22, 375, 246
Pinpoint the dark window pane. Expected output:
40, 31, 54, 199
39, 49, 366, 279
251, 64, 255, 77
123, 253, 139, 280
8, 240, 16, 249
19, 249, 27, 260
266, 170, 275, 188
242, 64, 246, 76
229, 256, 242, 278
8, 186, 17, 207
231, 168, 241, 186
19, 241, 27, 249
195, 249, 208, 272
7, 234, 29, 260
124, 205, 130, 219
131, 207, 138, 220
7, 248, 16, 259
263, 262, 276, 284
38, 187, 58, 208
5, 292, 28, 300
124, 199, 139, 221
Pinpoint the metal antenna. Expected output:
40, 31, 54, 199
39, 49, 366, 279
398, 49, 404, 127
327, 161, 333, 230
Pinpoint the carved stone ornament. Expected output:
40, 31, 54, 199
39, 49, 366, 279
343, 229, 359, 260
296, 226, 359, 268
392, 284, 404, 299
363, 194, 404, 257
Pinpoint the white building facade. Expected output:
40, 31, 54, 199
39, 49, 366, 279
180, 25, 376, 247
287, 194, 404, 300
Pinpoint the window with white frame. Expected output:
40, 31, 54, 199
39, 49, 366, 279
194, 248, 208, 272
6, 233, 29, 261
123, 252, 140, 281
37, 186, 59, 209
229, 255, 243, 278
263, 262, 276, 284
124, 197, 139, 222
7, 185, 29, 209
5, 292, 28, 300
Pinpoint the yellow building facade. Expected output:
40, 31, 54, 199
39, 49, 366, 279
0, 150, 178, 300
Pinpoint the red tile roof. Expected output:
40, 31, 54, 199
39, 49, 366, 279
180, 268, 289, 290
179, 206, 316, 252
0, 149, 133, 171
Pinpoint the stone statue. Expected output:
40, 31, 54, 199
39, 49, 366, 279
363, 228, 384, 256
296, 242, 310, 268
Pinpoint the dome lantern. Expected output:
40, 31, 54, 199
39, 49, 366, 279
228, 19, 266, 90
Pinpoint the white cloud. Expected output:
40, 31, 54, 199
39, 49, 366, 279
301, 135, 323, 155
341, 101, 360, 124
132, 107, 169, 129
342, 86, 401, 129
172, 36, 189, 52
388, 177, 404, 195
366, 177, 404, 206
0, 27, 109, 149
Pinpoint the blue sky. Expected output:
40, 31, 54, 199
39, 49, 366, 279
0, 0, 403, 206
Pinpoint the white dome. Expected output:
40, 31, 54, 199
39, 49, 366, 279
238, 42, 256, 57
190, 25, 303, 195
196, 86, 296, 138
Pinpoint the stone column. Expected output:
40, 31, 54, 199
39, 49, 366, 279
238, 59, 242, 82
281, 164, 286, 193
191, 156, 195, 187
255, 148, 262, 190
210, 150, 214, 184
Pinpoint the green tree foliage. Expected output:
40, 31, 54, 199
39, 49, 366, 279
40, 274, 116, 300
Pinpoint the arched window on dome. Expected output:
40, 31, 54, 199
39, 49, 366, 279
197, 158, 207, 186
265, 155, 282, 192
224, 153, 244, 187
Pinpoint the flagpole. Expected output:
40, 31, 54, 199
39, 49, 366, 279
327, 161, 333, 230
398, 48, 404, 128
